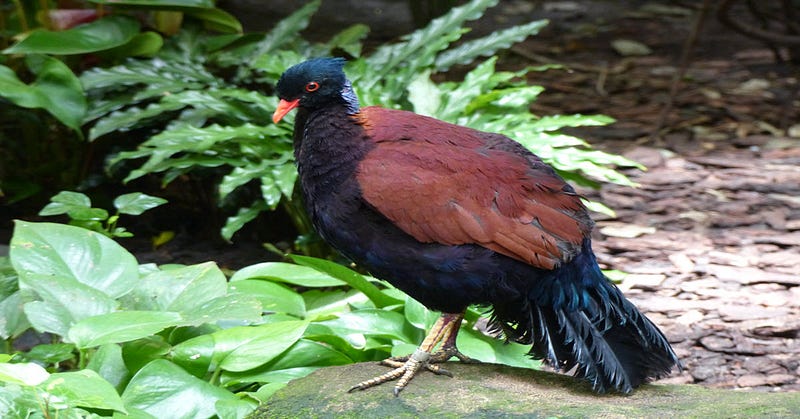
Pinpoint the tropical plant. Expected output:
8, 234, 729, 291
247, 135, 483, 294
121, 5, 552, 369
0, 0, 240, 205
38, 190, 167, 237
82, 0, 641, 251
0, 220, 537, 418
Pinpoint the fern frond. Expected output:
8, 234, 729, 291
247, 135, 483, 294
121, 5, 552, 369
435, 19, 548, 70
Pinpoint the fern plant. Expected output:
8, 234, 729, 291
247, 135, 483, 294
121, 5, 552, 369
82, 0, 639, 248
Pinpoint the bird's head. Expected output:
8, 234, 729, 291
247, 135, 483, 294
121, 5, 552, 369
272, 57, 360, 124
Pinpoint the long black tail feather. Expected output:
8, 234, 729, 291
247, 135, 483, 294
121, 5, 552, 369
491, 242, 681, 393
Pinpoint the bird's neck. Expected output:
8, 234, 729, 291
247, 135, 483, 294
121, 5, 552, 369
293, 104, 373, 199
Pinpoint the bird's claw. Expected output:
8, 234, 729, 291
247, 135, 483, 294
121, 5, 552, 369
349, 346, 478, 396
349, 350, 430, 396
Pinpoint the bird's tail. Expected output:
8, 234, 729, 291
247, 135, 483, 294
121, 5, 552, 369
491, 241, 681, 393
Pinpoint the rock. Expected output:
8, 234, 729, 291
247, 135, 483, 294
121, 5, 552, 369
611, 39, 652, 56
252, 363, 800, 418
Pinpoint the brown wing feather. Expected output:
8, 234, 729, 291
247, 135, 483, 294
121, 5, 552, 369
354, 108, 592, 269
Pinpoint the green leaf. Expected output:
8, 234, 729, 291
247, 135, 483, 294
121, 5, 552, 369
363, 0, 496, 89
0, 57, 86, 130
221, 201, 269, 241
10, 221, 139, 298
211, 321, 308, 372
215, 398, 257, 419
3, 16, 140, 55
230, 262, 345, 287
22, 343, 75, 364
86, 343, 130, 390
68, 311, 183, 349
290, 255, 401, 308
0, 362, 49, 386
122, 337, 172, 373
321, 24, 370, 57
186, 8, 243, 33
114, 192, 168, 215
408, 70, 441, 117
38, 191, 91, 216
66, 206, 109, 221
170, 333, 214, 377
403, 295, 438, 330
248, 0, 320, 59
0, 291, 29, 339
435, 19, 549, 70
20, 273, 119, 336
228, 279, 305, 317
302, 289, 367, 319
122, 359, 238, 419
318, 309, 418, 344
179, 294, 262, 327
124, 262, 226, 312
42, 369, 127, 413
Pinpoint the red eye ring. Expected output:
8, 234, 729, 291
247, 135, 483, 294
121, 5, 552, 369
305, 81, 320, 92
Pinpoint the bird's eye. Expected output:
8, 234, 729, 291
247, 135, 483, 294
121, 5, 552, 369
305, 81, 320, 92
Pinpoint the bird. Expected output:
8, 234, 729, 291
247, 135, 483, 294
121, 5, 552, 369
272, 57, 680, 396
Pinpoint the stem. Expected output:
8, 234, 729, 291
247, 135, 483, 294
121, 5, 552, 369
209, 366, 222, 385
78, 348, 88, 369
11, 0, 27, 32
37, 0, 50, 30
2, 338, 11, 354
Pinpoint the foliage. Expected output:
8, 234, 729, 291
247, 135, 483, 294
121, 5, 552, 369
83, 0, 641, 246
0, 0, 239, 205
38, 190, 167, 238
0, 221, 539, 418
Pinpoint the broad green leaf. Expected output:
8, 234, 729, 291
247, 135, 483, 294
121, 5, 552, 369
3, 16, 140, 55
20, 273, 119, 336
23, 301, 73, 337
125, 262, 226, 313
403, 295, 438, 330
38, 191, 91, 216
186, 8, 243, 33
0, 57, 86, 130
290, 255, 401, 308
0, 384, 41, 418
228, 279, 305, 317
456, 328, 540, 369
264, 339, 352, 370
0, 291, 29, 339
211, 321, 308, 372
86, 344, 130, 390
122, 359, 238, 419
21, 343, 75, 364
179, 294, 262, 327
42, 369, 126, 413
122, 337, 172, 373
89, 100, 187, 141
319, 309, 418, 344
230, 262, 345, 287
68, 311, 183, 349
114, 192, 168, 215
170, 334, 214, 377
302, 289, 367, 319
214, 398, 256, 419
10, 221, 139, 298
66, 206, 108, 221
0, 362, 49, 386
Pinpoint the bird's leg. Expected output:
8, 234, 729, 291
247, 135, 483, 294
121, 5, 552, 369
348, 312, 467, 396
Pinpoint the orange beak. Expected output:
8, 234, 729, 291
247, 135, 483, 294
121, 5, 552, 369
272, 98, 300, 124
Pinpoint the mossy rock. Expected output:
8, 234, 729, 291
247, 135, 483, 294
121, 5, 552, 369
251, 362, 800, 418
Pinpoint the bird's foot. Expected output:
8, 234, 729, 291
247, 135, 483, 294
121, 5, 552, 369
384, 344, 478, 366
348, 349, 439, 396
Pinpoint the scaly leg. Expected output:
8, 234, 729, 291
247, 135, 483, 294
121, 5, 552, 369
348, 311, 475, 396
